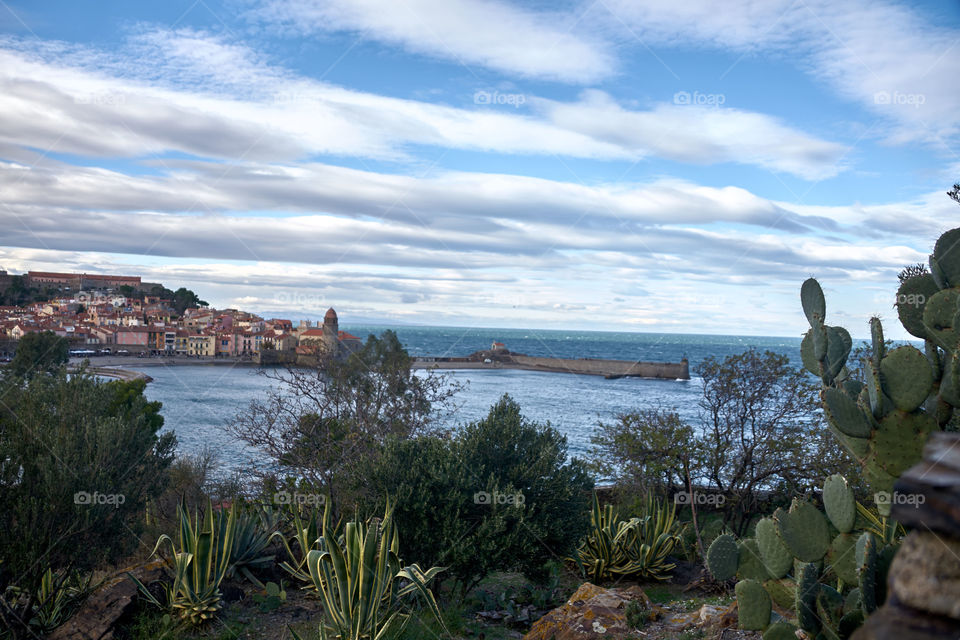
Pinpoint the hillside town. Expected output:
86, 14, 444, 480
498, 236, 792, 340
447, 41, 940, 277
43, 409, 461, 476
0, 270, 362, 360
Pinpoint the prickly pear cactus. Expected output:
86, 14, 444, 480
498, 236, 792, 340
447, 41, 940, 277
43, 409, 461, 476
730, 476, 897, 637
800, 226, 960, 495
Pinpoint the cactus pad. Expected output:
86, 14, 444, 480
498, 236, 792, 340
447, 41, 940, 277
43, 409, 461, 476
932, 227, 960, 287
879, 345, 934, 412
736, 579, 772, 631
755, 517, 792, 578
795, 562, 821, 633
763, 577, 797, 610
706, 534, 739, 581
923, 288, 959, 351
870, 410, 937, 480
737, 538, 772, 582
822, 474, 856, 533
823, 387, 871, 438
762, 622, 798, 640
896, 274, 939, 340
774, 500, 830, 563
816, 584, 844, 635
826, 533, 858, 584
801, 278, 826, 326
800, 331, 819, 376
823, 326, 852, 384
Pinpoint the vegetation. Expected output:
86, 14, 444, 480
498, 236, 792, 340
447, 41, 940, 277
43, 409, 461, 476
131, 501, 237, 626
705, 474, 898, 637
363, 394, 593, 593
118, 284, 208, 315
570, 493, 683, 582
0, 275, 60, 306
227, 330, 460, 508
799, 224, 960, 497
590, 349, 854, 535
7, 330, 69, 377
294, 499, 447, 640
0, 367, 175, 636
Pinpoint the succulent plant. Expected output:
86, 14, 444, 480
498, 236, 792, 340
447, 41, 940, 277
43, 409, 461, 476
800, 227, 960, 498
725, 476, 896, 638
735, 579, 772, 630
706, 533, 739, 581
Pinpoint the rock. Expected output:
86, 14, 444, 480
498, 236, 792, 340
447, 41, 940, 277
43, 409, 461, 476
852, 597, 960, 640
522, 582, 651, 640
48, 559, 167, 640
888, 531, 960, 620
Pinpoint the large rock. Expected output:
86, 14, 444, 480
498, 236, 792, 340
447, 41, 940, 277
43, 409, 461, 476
523, 582, 653, 640
888, 531, 960, 619
48, 559, 167, 640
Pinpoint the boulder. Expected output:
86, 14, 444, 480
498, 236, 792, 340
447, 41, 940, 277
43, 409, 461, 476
522, 582, 652, 640
48, 559, 167, 640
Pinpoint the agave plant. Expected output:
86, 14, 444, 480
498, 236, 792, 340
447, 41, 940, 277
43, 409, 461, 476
2, 568, 92, 636
292, 499, 448, 640
570, 493, 683, 582
223, 504, 279, 587
130, 500, 237, 626
273, 503, 324, 586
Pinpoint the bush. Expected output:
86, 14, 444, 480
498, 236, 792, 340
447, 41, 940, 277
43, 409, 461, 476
364, 394, 593, 593
0, 372, 176, 596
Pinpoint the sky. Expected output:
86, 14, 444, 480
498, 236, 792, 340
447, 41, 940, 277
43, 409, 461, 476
0, 0, 958, 337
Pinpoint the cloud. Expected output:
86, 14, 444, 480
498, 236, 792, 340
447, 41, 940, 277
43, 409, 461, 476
249, 0, 615, 83
538, 90, 849, 180
0, 31, 848, 179
601, 0, 960, 145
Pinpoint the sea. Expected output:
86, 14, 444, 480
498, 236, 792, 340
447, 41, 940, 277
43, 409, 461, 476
136, 326, 817, 478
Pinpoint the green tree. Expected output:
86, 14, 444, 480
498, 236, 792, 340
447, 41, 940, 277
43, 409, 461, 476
0, 373, 176, 630
226, 330, 459, 507
8, 330, 69, 377
365, 395, 593, 593
589, 350, 856, 536
588, 407, 694, 499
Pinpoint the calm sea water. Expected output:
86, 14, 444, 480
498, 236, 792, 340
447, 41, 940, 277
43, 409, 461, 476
137, 327, 808, 476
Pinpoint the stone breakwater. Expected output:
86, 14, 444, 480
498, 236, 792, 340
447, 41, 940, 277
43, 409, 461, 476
413, 349, 690, 380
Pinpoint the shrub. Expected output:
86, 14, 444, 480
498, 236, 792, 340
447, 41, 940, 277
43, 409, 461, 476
365, 394, 593, 593
0, 373, 175, 592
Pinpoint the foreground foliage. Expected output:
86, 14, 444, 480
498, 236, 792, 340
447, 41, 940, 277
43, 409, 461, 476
131, 501, 237, 626
706, 475, 900, 638
364, 394, 593, 593
294, 499, 447, 640
0, 370, 174, 636
799, 225, 960, 496
570, 493, 683, 582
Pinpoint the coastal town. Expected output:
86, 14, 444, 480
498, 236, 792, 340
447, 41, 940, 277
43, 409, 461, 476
0, 269, 361, 361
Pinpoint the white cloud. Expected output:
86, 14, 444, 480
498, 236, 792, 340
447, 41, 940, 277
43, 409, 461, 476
0, 31, 848, 178
250, 0, 615, 83
601, 0, 960, 145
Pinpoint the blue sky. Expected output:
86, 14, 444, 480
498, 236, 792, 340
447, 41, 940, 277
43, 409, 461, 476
0, 0, 958, 337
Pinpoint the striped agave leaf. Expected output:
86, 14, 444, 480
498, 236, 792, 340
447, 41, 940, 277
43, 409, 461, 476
570, 492, 683, 582
293, 498, 448, 640
130, 500, 237, 626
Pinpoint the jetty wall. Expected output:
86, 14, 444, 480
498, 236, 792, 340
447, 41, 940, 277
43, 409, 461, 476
510, 355, 689, 379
